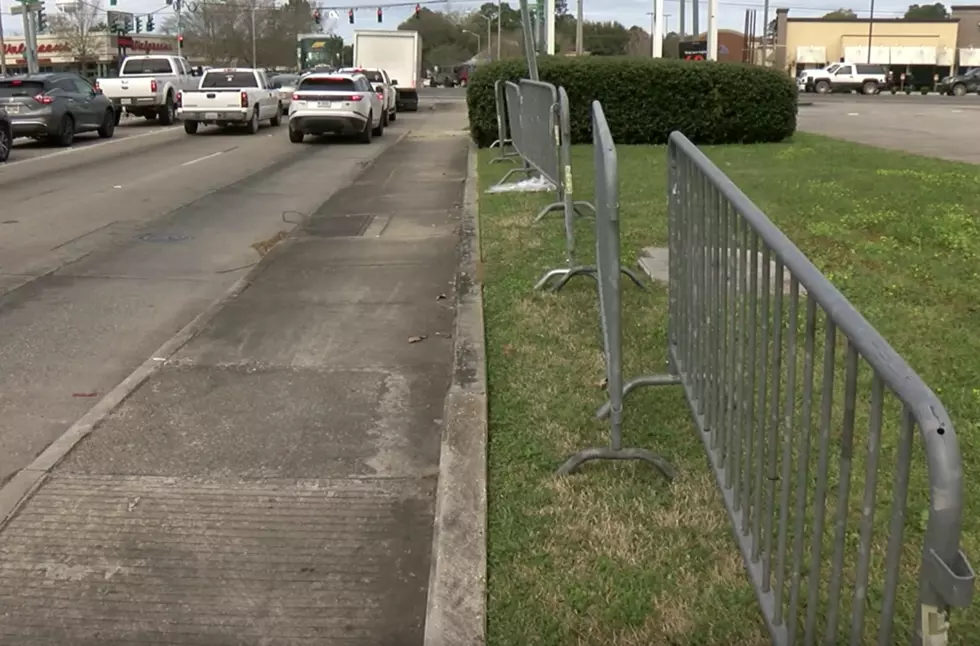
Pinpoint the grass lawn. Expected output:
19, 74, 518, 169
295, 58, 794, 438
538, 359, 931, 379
478, 132, 980, 645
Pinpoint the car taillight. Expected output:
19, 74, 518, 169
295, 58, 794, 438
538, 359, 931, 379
94, 80, 100, 91
150, 79, 158, 93
375, 92, 383, 101
176, 91, 182, 108
241, 91, 248, 108
348, 95, 363, 102
292, 93, 300, 101
34, 94, 53, 105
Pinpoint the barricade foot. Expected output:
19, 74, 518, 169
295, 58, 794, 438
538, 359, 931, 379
495, 166, 532, 186
550, 266, 598, 292
622, 267, 648, 291
573, 201, 596, 218
533, 201, 564, 222
490, 139, 501, 148
556, 447, 676, 480
595, 374, 682, 419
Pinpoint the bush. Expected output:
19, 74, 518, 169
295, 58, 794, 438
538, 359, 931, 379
466, 56, 797, 148
920, 86, 930, 95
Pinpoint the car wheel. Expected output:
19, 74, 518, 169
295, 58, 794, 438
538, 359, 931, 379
97, 109, 116, 138
815, 80, 830, 94
862, 81, 877, 95
247, 108, 260, 134
184, 120, 199, 135
0, 126, 10, 163
389, 108, 396, 122
159, 95, 176, 125
953, 84, 967, 97
113, 109, 122, 126
270, 104, 282, 127
289, 127, 304, 143
359, 112, 373, 144
54, 116, 75, 147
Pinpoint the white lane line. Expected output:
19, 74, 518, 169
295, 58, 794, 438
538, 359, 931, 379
847, 112, 860, 116
4, 126, 181, 168
181, 150, 225, 166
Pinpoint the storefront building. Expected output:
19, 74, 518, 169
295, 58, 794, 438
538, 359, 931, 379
950, 5, 980, 66
1, 33, 179, 79
773, 11, 963, 82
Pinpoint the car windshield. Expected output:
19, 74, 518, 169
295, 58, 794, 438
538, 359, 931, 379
121, 58, 175, 75
270, 75, 299, 88
0, 80, 46, 97
825, 64, 840, 74
342, 69, 384, 83
201, 72, 259, 88
299, 77, 356, 91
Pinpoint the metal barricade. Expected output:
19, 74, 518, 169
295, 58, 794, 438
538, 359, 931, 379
590, 130, 974, 644
494, 81, 533, 187
556, 101, 674, 481
489, 80, 519, 164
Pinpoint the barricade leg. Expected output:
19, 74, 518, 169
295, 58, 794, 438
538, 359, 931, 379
595, 374, 682, 419
494, 160, 534, 186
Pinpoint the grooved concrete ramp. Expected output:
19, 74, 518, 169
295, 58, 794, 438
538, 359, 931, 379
0, 115, 469, 644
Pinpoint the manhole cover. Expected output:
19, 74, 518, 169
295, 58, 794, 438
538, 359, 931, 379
138, 233, 190, 243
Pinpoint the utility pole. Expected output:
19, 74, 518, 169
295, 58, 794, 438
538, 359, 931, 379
692, 0, 699, 42
706, 0, 717, 60
0, 2, 7, 76
250, 4, 257, 67
761, 0, 769, 65
575, 0, 583, 55
651, 0, 664, 58
679, 0, 685, 39
545, 0, 555, 54
496, 0, 502, 59
174, 0, 183, 59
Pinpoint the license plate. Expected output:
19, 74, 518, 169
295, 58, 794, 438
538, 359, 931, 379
205, 112, 219, 120
4, 105, 20, 114
317, 101, 333, 108
120, 98, 131, 105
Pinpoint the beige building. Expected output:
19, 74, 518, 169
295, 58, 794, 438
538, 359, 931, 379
950, 5, 980, 65
1, 33, 179, 79
774, 11, 962, 76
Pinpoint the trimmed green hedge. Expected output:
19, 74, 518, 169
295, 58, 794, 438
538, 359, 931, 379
466, 56, 797, 147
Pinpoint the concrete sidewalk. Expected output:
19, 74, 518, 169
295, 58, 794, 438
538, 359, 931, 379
0, 116, 473, 645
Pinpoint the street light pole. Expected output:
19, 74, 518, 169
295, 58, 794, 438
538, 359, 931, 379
251, 4, 257, 67
0, 6, 7, 76
463, 29, 481, 58
866, 0, 875, 63
496, 0, 502, 59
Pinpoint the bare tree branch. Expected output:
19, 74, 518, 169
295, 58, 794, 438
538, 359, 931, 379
50, 0, 106, 68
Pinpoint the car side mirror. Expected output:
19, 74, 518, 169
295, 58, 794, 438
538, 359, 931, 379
94, 88, 103, 95
390, 79, 398, 86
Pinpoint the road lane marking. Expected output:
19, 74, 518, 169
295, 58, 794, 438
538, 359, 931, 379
181, 150, 226, 166
4, 126, 181, 168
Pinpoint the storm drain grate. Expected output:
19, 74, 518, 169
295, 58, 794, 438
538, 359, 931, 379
137, 233, 190, 243
304, 214, 373, 238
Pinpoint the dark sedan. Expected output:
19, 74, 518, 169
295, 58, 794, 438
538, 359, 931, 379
938, 68, 980, 96
0, 107, 10, 162
0, 72, 116, 146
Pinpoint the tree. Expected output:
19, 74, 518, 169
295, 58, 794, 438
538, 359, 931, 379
904, 2, 949, 19
398, 8, 476, 67
49, 0, 104, 71
582, 21, 630, 55
822, 8, 858, 18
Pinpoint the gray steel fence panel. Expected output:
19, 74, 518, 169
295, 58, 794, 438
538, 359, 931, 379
555, 101, 674, 480
494, 81, 534, 186
516, 79, 559, 187
489, 80, 518, 164
663, 130, 975, 645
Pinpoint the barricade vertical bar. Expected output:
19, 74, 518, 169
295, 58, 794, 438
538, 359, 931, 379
879, 408, 915, 644
742, 230, 758, 538
734, 220, 751, 514
518, 0, 539, 81
761, 259, 783, 591
751, 246, 771, 561
558, 102, 675, 478
723, 203, 738, 484
494, 82, 533, 186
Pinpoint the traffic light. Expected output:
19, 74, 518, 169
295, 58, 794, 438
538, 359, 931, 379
177, 34, 184, 46
146, 14, 155, 32
312, 9, 320, 23
377, 7, 382, 22
123, 15, 133, 33
109, 0, 116, 5
348, 8, 354, 23
135, 16, 142, 33
36, 5, 47, 32
414, 3, 421, 18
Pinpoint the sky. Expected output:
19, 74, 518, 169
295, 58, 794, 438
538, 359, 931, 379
0, 0, 921, 41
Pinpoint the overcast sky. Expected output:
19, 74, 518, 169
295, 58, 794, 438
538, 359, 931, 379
0, 0, 919, 41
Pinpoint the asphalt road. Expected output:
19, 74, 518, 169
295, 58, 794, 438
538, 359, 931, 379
800, 92, 980, 106
0, 106, 447, 486
798, 95, 980, 163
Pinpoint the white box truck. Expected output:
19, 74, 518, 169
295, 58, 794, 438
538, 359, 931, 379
352, 29, 422, 112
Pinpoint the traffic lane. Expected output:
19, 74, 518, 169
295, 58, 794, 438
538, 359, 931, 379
798, 101, 980, 163
7, 117, 178, 163
0, 118, 392, 282
0, 115, 412, 486
801, 92, 980, 107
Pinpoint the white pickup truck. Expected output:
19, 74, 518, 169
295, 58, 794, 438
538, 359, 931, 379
96, 55, 199, 125
177, 68, 282, 135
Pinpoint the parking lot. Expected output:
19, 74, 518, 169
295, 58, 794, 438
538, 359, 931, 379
798, 94, 980, 163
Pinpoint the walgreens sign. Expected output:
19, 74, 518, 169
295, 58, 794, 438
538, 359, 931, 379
4, 42, 71, 55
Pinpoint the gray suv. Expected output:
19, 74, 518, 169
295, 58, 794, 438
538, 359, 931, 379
0, 73, 116, 146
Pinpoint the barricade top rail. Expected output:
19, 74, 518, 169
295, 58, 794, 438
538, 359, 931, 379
667, 131, 956, 453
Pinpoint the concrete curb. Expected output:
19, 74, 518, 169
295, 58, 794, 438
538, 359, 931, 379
0, 128, 412, 532
423, 141, 488, 646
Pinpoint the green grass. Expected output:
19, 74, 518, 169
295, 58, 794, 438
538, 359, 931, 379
478, 132, 980, 646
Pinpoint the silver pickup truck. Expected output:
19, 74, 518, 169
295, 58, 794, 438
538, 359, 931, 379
96, 55, 199, 125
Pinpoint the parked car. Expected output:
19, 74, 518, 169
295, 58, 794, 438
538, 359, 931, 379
338, 67, 396, 123
96, 55, 199, 125
0, 73, 116, 147
287, 72, 384, 144
269, 73, 300, 111
806, 62, 886, 94
0, 107, 10, 162
177, 68, 282, 135
938, 68, 980, 96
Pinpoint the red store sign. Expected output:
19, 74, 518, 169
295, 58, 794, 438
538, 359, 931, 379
132, 40, 173, 52
4, 42, 71, 55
